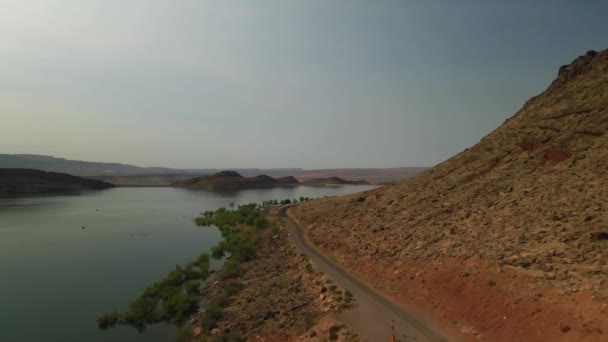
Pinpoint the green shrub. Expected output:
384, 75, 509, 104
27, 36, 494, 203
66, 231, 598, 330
217, 259, 242, 280
344, 290, 353, 304
185, 280, 200, 294
329, 325, 341, 341
211, 294, 230, 308
175, 326, 193, 342
96, 310, 120, 330
201, 302, 224, 331
224, 280, 243, 296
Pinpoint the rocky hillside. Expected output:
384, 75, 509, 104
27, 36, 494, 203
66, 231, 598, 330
0, 168, 114, 197
173, 171, 300, 190
291, 49, 608, 341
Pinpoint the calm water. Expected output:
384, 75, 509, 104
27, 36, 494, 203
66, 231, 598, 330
0, 185, 374, 342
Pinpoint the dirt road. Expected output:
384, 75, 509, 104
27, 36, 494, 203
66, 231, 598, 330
279, 206, 449, 342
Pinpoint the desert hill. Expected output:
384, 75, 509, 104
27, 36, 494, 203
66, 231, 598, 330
291, 49, 608, 341
173, 171, 300, 190
0, 168, 114, 197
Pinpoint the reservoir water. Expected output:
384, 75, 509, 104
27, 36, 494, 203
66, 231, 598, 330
0, 186, 375, 342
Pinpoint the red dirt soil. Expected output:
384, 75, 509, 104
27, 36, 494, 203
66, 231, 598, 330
350, 257, 607, 342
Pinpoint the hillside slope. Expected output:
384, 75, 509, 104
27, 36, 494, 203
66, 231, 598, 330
0, 169, 115, 197
291, 50, 608, 341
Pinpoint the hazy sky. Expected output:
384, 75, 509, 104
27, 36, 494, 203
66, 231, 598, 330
1, 1, 606, 168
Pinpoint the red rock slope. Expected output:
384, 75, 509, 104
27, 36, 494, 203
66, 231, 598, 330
291, 49, 608, 341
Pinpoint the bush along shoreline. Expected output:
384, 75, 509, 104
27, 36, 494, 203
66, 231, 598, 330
96, 203, 269, 338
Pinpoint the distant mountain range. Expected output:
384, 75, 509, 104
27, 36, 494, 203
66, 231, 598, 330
0, 154, 303, 176
172, 171, 369, 190
0, 154, 428, 185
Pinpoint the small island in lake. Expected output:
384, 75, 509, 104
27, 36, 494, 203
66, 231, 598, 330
0, 168, 115, 197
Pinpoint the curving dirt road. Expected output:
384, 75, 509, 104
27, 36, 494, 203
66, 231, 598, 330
279, 206, 448, 342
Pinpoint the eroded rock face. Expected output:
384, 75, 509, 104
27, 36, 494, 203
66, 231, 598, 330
292, 49, 608, 341
0, 168, 114, 197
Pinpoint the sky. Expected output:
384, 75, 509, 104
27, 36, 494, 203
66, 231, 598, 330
1, 1, 607, 169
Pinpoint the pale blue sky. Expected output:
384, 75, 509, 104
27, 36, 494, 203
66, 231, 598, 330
1, 1, 606, 168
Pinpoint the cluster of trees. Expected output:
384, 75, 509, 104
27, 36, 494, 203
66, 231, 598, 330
196, 203, 268, 230
97, 253, 211, 332
261, 197, 312, 207
195, 204, 268, 334
98, 203, 269, 336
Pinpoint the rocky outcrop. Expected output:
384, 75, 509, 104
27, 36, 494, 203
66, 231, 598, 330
0, 168, 115, 197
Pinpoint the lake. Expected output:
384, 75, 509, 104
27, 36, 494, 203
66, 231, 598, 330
0, 185, 375, 342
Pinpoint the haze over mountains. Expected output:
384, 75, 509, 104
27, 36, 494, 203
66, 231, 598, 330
0, 154, 426, 185
291, 49, 608, 341
0, 154, 301, 176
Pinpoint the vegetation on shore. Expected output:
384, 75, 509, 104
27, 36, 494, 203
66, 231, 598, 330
261, 197, 311, 207
193, 203, 270, 338
97, 253, 211, 332
97, 202, 272, 337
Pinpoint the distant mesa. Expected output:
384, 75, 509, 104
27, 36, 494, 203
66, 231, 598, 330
276, 176, 299, 184
302, 177, 370, 186
0, 168, 114, 197
173, 171, 369, 190
173, 171, 298, 190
